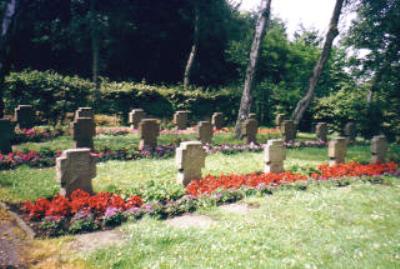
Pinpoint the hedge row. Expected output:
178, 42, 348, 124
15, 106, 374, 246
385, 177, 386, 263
4, 70, 241, 124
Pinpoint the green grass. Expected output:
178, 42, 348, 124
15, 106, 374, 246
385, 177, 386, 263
82, 177, 400, 268
0, 145, 384, 203
13, 129, 331, 152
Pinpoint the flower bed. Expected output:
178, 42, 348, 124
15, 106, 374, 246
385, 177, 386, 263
17, 162, 398, 237
96, 127, 132, 136
22, 189, 143, 236
13, 127, 65, 144
0, 145, 175, 170
0, 140, 328, 170
186, 162, 398, 196
312, 162, 398, 179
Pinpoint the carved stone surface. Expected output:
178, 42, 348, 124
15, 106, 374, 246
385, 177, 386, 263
241, 119, 258, 144
74, 107, 94, 120
316, 122, 328, 142
176, 141, 206, 186
264, 139, 286, 173
72, 117, 96, 149
328, 137, 347, 166
197, 121, 213, 144
280, 120, 296, 142
0, 119, 13, 154
275, 114, 285, 127
138, 119, 160, 150
344, 122, 356, 143
128, 109, 145, 129
15, 105, 34, 129
56, 148, 96, 196
370, 135, 388, 164
173, 111, 189, 130
248, 113, 256, 120
211, 112, 224, 129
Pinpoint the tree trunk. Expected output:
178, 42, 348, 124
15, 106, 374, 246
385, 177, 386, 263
234, 0, 272, 137
90, 0, 101, 104
183, 3, 199, 91
0, 0, 19, 117
291, 0, 345, 125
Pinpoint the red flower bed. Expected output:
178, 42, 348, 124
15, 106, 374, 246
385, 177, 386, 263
22, 189, 143, 221
187, 162, 398, 196
186, 172, 307, 196
312, 162, 398, 180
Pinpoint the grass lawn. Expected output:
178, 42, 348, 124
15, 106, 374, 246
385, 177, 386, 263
30, 177, 400, 269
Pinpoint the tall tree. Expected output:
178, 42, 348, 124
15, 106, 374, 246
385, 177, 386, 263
346, 0, 400, 138
291, 0, 345, 125
183, 1, 199, 91
234, 0, 272, 137
0, 0, 20, 117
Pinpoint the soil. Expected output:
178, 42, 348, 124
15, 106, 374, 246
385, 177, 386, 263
67, 229, 127, 253
220, 202, 260, 215
0, 207, 28, 268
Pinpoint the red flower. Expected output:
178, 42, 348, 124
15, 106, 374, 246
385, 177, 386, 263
45, 195, 70, 218
186, 172, 307, 196
88, 192, 111, 213
125, 195, 143, 208
23, 197, 51, 220
109, 195, 126, 209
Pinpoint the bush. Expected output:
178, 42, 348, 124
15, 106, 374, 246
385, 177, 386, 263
314, 86, 370, 137
4, 70, 94, 124
4, 70, 241, 125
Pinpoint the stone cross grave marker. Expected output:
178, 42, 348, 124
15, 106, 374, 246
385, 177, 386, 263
74, 107, 94, 120
176, 141, 206, 186
129, 109, 145, 129
56, 148, 96, 197
15, 105, 34, 129
0, 119, 13, 154
138, 119, 160, 150
241, 118, 258, 144
371, 135, 388, 164
328, 137, 347, 166
275, 114, 285, 127
173, 111, 189, 130
316, 122, 328, 142
197, 121, 213, 144
264, 139, 286, 173
249, 113, 256, 120
211, 112, 224, 129
72, 117, 96, 149
280, 120, 296, 143
344, 122, 356, 143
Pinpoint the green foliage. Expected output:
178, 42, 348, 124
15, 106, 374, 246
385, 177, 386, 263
128, 181, 186, 203
345, 0, 400, 140
4, 70, 94, 123
314, 86, 368, 134
3, 70, 241, 124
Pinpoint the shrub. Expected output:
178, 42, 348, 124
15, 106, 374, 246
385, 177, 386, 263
4, 70, 241, 125
4, 70, 94, 124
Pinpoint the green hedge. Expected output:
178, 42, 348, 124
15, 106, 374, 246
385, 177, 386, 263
4, 70, 241, 124
4, 70, 94, 124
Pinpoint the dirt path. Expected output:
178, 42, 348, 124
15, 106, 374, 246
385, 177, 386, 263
0, 207, 28, 268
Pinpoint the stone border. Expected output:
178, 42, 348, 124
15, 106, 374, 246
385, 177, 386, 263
0, 202, 36, 239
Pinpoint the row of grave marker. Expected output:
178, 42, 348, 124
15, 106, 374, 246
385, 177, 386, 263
0, 105, 359, 154
56, 135, 388, 196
